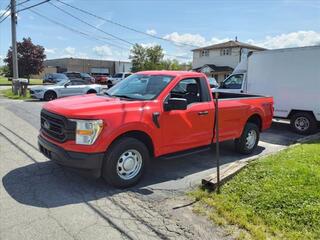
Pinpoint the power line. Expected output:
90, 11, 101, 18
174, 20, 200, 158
48, 1, 133, 46
48, 1, 190, 59
16, 0, 32, 7
0, 14, 10, 23
55, 0, 198, 48
26, 7, 130, 51
16, 0, 50, 13
0, 3, 11, 20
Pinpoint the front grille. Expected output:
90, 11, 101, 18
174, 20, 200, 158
41, 109, 76, 142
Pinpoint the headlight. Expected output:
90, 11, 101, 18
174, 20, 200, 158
34, 89, 43, 93
71, 119, 103, 145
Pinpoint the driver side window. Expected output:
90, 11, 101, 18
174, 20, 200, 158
170, 78, 201, 105
222, 74, 244, 89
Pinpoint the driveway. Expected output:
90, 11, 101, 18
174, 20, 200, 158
0, 98, 303, 240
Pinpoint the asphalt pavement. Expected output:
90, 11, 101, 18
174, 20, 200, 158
0, 97, 304, 240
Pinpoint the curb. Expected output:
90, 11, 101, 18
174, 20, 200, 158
201, 132, 320, 190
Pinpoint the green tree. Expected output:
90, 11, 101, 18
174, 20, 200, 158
129, 44, 147, 72
130, 43, 191, 71
4, 37, 46, 79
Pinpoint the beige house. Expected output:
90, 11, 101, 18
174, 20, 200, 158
192, 40, 265, 82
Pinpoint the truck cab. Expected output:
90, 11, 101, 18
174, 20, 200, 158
219, 73, 246, 93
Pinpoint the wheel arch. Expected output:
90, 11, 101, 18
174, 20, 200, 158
108, 130, 155, 158
246, 113, 262, 131
288, 109, 316, 120
44, 89, 58, 98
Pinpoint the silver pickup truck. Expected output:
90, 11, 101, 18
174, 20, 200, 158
29, 79, 103, 101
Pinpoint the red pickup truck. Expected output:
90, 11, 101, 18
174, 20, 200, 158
38, 71, 273, 188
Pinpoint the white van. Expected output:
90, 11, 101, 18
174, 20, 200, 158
219, 46, 320, 134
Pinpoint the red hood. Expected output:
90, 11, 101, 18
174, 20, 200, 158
43, 94, 153, 119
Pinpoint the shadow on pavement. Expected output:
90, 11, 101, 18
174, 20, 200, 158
260, 121, 302, 146
2, 141, 265, 208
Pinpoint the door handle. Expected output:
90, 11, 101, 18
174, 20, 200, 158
198, 111, 208, 116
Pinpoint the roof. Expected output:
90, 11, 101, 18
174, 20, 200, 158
136, 70, 205, 77
192, 40, 266, 51
193, 64, 233, 73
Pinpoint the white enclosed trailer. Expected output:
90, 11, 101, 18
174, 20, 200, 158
219, 46, 320, 134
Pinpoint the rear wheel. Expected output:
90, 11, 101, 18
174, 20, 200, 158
290, 112, 317, 135
44, 91, 57, 101
235, 122, 260, 154
102, 137, 149, 188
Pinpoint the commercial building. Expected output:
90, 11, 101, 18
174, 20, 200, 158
36, 58, 132, 78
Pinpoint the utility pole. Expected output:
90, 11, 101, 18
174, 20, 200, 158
11, 0, 19, 94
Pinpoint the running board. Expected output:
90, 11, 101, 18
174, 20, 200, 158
160, 146, 211, 160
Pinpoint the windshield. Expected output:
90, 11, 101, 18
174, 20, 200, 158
52, 73, 68, 79
113, 73, 123, 78
106, 74, 174, 100
55, 80, 70, 86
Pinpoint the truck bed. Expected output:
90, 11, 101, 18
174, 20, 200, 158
212, 91, 268, 99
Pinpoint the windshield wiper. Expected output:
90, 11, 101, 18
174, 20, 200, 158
112, 94, 137, 100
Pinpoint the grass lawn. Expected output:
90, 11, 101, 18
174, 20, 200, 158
0, 76, 42, 85
0, 88, 31, 100
191, 140, 320, 240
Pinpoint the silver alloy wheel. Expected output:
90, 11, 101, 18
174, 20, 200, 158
246, 130, 257, 149
116, 149, 142, 180
294, 117, 310, 131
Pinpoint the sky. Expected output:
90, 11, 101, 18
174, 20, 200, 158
0, 0, 320, 64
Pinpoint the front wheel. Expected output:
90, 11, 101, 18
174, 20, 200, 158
44, 91, 57, 101
235, 123, 260, 154
102, 137, 149, 188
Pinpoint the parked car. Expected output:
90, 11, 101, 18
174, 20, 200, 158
43, 73, 69, 84
63, 72, 95, 83
208, 77, 219, 88
219, 46, 320, 134
38, 71, 273, 188
29, 79, 103, 101
107, 72, 131, 87
94, 75, 108, 84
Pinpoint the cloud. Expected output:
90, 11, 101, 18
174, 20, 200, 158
0, 9, 10, 18
248, 31, 320, 49
45, 48, 56, 54
146, 29, 157, 35
64, 47, 76, 55
140, 42, 158, 48
60, 47, 87, 58
92, 45, 113, 57
163, 32, 207, 47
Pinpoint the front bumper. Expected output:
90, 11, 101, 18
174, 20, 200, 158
29, 91, 44, 99
38, 135, 104, 178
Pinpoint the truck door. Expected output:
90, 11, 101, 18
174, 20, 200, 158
61, 80, 85, 97
160, 78, 213, 154
219, 74, 245, 93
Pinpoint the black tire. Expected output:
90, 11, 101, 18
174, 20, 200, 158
102, 137, 149, 188
107, 81, 113, 89
290, 112, 317, 135
44, 91, 57, 101
235, 122, 260, 155
87, 89, 97, 94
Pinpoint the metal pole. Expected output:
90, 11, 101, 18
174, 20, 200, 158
11, 0, 19, 94
214, 91, 220, 194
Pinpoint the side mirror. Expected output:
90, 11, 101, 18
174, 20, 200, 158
64, 83, 69, 88
164, 98, 187, 111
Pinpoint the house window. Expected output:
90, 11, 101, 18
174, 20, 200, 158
200, 50, 209, 57
220, 48, 231, 56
